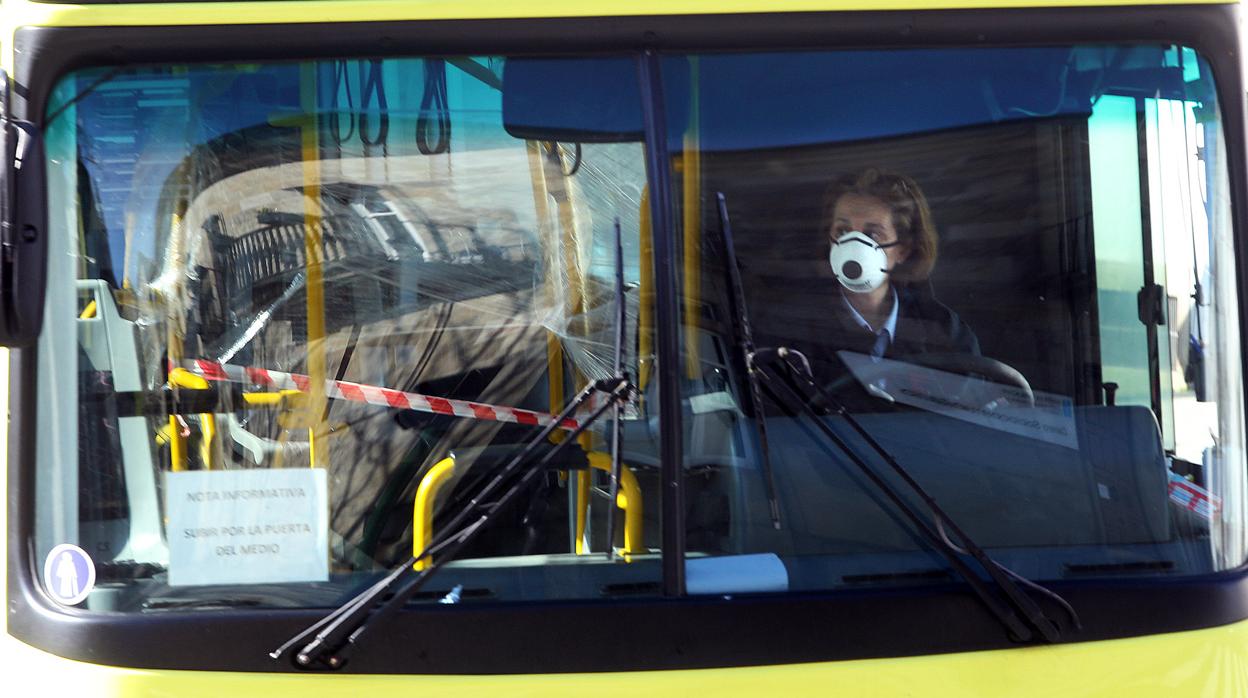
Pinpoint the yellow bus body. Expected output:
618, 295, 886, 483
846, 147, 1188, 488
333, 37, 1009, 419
2, 0, 1243, 693
4, 615, 1248, 696
0, 0, 1231, 38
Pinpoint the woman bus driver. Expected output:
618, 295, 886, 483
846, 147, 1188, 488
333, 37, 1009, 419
820, 167, 980, 363
750, 167, 981, 399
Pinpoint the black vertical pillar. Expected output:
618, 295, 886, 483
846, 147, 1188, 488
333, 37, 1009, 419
638, 50, 685, 597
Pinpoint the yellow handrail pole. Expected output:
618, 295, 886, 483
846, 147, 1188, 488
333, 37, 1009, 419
586, 451, 643, 556
299, 62, 329, 469
549, 146, 585, 337
166, 205, 190, 472
638, 187, 654, 395
681, 57, 702, 378
154, 423, 172, 448
545, 143, 592, 453
526, 141, 566, 436
412, 457, 458, 571
78, 299, 97, 319
540, 143, 601, 548
167, 368, 217, 469
575, 468, 591, 554
168, 415, 187, 472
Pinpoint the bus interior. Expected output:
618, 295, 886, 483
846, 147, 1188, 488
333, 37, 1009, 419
49, 43, 1240, 613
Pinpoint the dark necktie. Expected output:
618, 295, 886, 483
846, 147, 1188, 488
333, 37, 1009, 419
871, 329, 890, 360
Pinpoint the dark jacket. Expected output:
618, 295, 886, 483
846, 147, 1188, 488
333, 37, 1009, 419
752, 280, 979, 396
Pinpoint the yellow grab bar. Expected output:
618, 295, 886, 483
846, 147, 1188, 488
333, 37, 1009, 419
168, 367, 209, 390
412, 457, 458, 571
167, 368, 216, 470
241, 389, 307, 408
580, 451, 644, 557
411, 450, 643, 569
167, 370, 311, 470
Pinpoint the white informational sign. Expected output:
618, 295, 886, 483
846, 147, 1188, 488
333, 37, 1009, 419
838, 351, 1078, 450
166, 468, 329, 587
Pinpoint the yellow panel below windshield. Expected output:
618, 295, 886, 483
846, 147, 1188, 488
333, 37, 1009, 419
4, 619, 1248, 696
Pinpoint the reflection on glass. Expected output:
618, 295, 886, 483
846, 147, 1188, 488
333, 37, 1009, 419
665, 45, 1243, 592
33, 44, 1248, 613
42, 57, 660, 610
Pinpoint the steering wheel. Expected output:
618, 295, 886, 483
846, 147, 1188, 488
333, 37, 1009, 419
900, 352, 1035, 409
819, 351, 1034, 411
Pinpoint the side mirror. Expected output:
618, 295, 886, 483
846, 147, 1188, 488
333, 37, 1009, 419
0, 70, 47, 347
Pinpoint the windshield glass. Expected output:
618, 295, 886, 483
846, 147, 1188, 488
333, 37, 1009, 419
34, 43, 1246, 613
39, 56, 662, 609
665, 45, 1245, 590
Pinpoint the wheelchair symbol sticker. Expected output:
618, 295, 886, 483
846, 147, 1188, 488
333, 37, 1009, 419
43, 544, 96, 606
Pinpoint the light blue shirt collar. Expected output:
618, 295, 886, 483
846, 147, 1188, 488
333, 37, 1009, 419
841, 286, 899, 341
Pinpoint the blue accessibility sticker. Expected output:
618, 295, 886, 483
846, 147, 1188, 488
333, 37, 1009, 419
42, 543, 96, 606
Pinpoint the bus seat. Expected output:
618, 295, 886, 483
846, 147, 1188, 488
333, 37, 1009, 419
722, 405, 1170, 557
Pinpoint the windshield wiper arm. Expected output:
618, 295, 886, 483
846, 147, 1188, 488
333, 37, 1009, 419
270, 375, 633, 670
715, 193, 781, 529
603, 217, 628, 560
751, 347, 1073, 643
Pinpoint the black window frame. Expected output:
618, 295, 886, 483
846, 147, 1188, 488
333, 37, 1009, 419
9, 3, 1248, 674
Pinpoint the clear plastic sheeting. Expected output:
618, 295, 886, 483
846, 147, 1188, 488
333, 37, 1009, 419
540, 142, 647, 386
553, 281, 642, 386
136, 134, 647, 409
42, 56, 662, 606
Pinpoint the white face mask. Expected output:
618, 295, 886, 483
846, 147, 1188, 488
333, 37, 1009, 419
829, 231, 894, 293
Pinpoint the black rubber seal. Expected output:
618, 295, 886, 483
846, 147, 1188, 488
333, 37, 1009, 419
8, 2, 1248, 674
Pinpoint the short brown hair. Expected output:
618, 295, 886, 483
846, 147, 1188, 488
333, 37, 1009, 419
821, 168, 939, 283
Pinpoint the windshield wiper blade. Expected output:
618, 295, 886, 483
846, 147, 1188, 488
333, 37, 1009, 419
751, 347, 1073, 644
715, 193, 781, 529
270, 375, 632, 669
603, 217, 627, 560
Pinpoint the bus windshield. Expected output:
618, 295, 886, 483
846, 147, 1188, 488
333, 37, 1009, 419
34, 44, 1246, 613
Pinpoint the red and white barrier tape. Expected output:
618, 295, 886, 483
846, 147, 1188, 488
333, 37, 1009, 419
184, 359, 582, 431
1168, 471, 1221, 520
